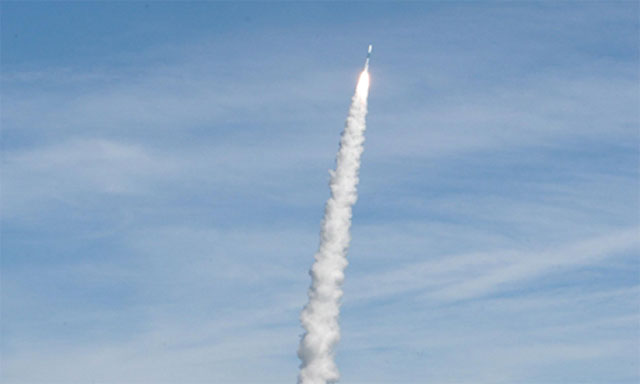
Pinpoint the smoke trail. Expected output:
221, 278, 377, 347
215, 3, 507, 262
297, 68, 371, 384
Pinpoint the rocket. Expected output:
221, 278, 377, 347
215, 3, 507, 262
364, 44, 372, 71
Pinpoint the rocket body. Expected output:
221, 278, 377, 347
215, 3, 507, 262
364, 44, 372, 71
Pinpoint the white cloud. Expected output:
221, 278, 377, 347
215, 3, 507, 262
346, 228, 639, 303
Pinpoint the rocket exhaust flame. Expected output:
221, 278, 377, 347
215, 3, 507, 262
356, 70, 370, 99
297, 46, 372, 384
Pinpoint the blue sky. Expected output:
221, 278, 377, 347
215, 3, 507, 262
1, 2, 638, 383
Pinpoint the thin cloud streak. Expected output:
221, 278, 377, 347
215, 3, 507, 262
347, 228, 639, 303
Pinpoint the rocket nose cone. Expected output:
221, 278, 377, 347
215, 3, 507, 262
368, 45, 372, 53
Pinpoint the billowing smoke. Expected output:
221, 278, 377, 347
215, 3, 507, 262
297, 66, 371, 384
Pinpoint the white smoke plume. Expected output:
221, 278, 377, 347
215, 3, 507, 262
297, 67, 371, 384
